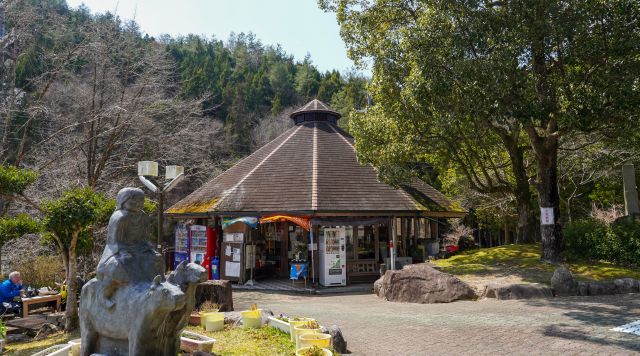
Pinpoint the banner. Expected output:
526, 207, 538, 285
259, 215, 311, 231
222, 217, 259, 229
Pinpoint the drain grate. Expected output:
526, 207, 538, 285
611, 320, 640, 336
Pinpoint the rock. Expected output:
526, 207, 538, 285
34, 323, 60, 340
587, 280, 618, 296
577, 281, 589, 296
613, 278, 640, 294
551, 266, 578, 296
375, 263, 476, 303
195, 280, 234, 312
373, 277, 384, 296
5, 333, 30, 343
223, 311, 243, 326
45, 312, 65, 327
223, 309, 273, 327
321, 325, 347, 354
481, 283, 553, 300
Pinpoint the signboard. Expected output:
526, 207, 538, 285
541, 207, 554, 225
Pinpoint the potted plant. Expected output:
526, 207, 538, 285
267, 313, 291, 333
294, 320, 322, 349
288, 316, 315, 342
296, 345, 332, 356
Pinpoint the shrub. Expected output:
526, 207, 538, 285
11, 255, 63, 289
563, 218, 640, 266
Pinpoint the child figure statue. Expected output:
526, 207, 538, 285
96, 187, 164, 308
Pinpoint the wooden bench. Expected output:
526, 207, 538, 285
21, 294, 61, 318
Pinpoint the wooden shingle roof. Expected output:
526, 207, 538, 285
166, 100, 464, 217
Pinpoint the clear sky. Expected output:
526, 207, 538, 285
65, 0, 361, 74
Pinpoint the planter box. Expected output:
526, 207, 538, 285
296, 347, 332, 356
180, 331, 216, 353
32, 344, 72, 356
267, 316, 291, 333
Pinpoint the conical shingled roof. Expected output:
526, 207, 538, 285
166, 100, 463, 217
289, 99, 341, 118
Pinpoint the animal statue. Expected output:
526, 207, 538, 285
161, 261, 208, 354
79, 187, 208, 356
80, 263, 206, 355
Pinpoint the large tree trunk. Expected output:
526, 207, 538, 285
515, 199, 538, 243
535, 142, 563, 262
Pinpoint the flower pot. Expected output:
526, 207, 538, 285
293, 326, 322, 350
298, 333, 332, 350
267, 316, 290, 333
31, 344, 72, 356
295, 346, 333, 356
289, 318, 315, 342
180, 331, 216, 353
241, 309, 262, 328
189, 312, 202, 326
201, 311, 224, 329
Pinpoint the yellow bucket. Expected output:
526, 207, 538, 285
289, 318, 315, 342
298, 333, 332, 350
294, 326, 321, 350
200, 312, 224, 329
241, 309, 262, 328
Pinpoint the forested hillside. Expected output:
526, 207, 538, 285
0, 0, 368, 200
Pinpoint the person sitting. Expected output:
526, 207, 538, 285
0, 271, 25, 315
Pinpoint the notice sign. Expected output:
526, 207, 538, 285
541, 208, 554, 225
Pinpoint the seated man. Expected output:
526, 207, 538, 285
0, 271, 25, 315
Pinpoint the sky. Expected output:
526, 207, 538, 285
65, 0, 362, 74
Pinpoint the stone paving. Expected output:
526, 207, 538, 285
234, 290, 640, 355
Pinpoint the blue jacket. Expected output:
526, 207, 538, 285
0, 279, 23, 303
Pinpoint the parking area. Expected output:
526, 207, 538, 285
234, 291, 640, 355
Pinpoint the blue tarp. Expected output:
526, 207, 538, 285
222, 217, 259, 229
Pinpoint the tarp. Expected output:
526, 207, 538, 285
259, 215, 311, 231
222, 216, 259, 229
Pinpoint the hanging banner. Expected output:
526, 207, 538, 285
222, 217, 259, 229
260, 215, 311, 231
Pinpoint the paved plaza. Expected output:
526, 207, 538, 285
235, 290, 640, 355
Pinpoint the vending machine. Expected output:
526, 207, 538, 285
319, 227, 347, 286
174, 224, 190, 269
173, 224, 218, 279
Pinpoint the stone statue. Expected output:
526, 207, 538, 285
80, 188, 207, 356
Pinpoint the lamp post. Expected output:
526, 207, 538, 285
138, 161, 185, 250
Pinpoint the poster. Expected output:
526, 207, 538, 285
225, 245, 231, 256
225, 261, 240, 277
541, 207, 554, 225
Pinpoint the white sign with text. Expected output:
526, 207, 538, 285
541, 207, 554, 225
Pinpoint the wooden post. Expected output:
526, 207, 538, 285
623, 163, 640, 216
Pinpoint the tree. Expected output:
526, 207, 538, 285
321, 0, 640, 261
42, 187, 111, 331
0, 214, 40, 273
0, 164, 38, 215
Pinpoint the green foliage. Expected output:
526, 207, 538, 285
42, 187, 111, 252
564, 218, 640, 266
0, 214, 41, 246
0, 165, 38, 195
0, 318, 6, 339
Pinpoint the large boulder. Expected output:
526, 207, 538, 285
374, 263, 476, 303
481, 283, 553, 300
613, 278, 640, 294
321, 325, 348, 354
195, 280, 234, 312
551, 266, 578, 296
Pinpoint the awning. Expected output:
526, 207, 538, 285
259, 215, 311, 231
222, 216, 259, 229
